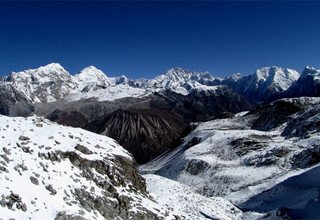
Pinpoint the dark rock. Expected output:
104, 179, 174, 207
231, 138, 266, 156
282, 105, 320, 138
0, 84, 33, 116
186, 159, 210, 175
19, 136, 30, 141
3, 147, 11, 155
45, 184, 57, 195
249, 99, 305, 131
74, 144, 93, 155
30, 176, 39, 185
55, 212, 88, 220
0, 165, 9, 173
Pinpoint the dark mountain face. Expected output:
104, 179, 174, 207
248, 99, 307, 131
284, 67, 320, 98
85, 109, 189, 164
0, 84, 34, 116
151, 86, 253, 121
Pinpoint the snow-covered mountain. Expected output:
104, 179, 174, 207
0, 114, 179, 219
2, 63, 148, 103
285, 65, 320, 97
227, 66, 300, 103
2, 62, 320, 219
6, 63, 78, 103
140, 97, 320, 218
144, 67, 221, 95
74, 66, 112, 92
3, 63, 320, 105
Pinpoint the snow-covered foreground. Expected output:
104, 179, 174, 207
141, 97, 320, 218
143, 174, 257, 220
0, 114, 175, 219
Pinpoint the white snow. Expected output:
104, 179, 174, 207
144, 174, 244, 220
0, 114, 173, 219
74, 66, 112, 92
66, 84, 149, 102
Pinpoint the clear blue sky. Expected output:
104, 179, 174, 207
0, 1, 320, 78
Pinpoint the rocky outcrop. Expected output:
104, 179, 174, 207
0, 115, 174, 219
248, 98, 307, 131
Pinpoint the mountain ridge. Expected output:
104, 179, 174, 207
2, 63, 318, 104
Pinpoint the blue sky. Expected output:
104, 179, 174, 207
0, 1, 320, 78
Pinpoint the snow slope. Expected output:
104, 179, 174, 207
65, 84, 148, 102
141, 97, 320, 216
0, 114, 175, 219
240, 164, 320, 219
144, 174, 247, 220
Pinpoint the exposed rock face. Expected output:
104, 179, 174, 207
248, 98, 307, 131
0, 84, 34, 116
85, 108, 189, 164
0, 115, 174, 219
281, 98, 320, 138
153, 87, 253, 122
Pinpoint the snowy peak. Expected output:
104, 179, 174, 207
162, 67, 215, 83
254, 66, 300, 91
109, 75, 129, 85
285, 66, 320, 97
74, 66, 111, 92
148, 67, 219, 95
37, 62, 66, 73
234, 66, 300, 102
300, 65, 320, 79
163, 67, 196, 82
6, 63, 77, 103
9, 63, 70, 80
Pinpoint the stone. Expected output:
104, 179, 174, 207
30, 176, 39, 185
19, 136, 30, 141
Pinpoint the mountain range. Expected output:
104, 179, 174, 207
1, 63, 320, 163
2, 63, 319, 106
1, 63, 320, 219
